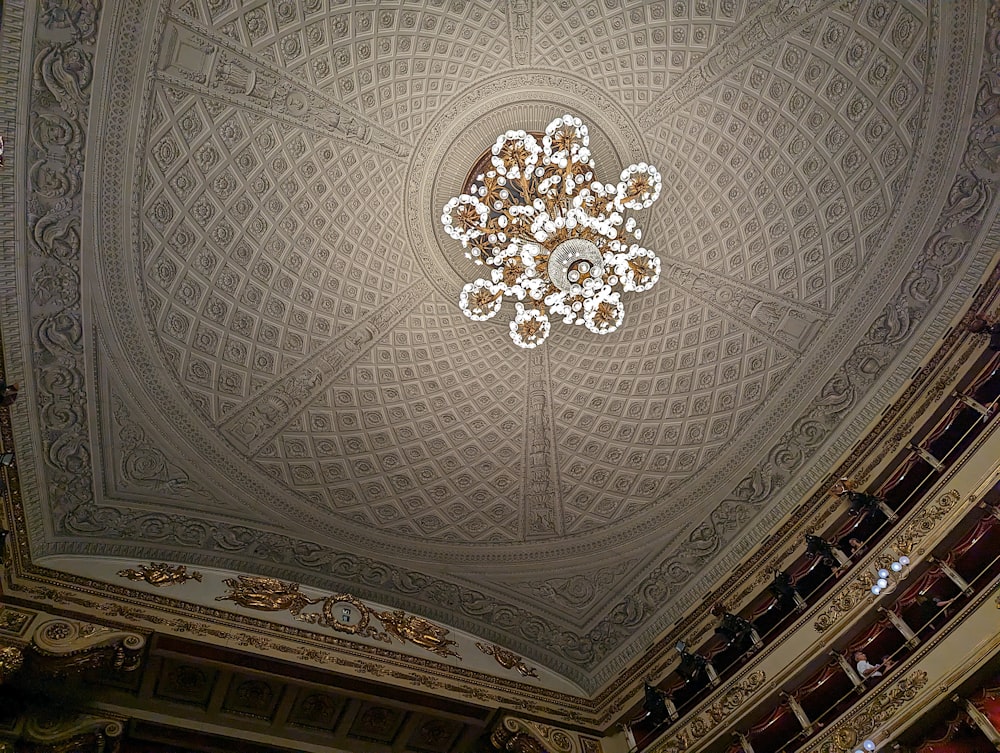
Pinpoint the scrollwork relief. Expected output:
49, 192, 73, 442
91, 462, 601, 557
652, 671, 766, 753
808, 670, 927, 753
518, 558, 640, 614
891, 489, 963, 555
20, 617, 146, 677
40, 0, 100, 43
813, 572, 875, 633
477, 642, 538, 678
112, 397, 207, 497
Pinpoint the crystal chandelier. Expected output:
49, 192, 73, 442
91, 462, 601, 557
441, 115, 662, 348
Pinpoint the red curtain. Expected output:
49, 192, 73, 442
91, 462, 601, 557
878, 453, 932, 507
972, 682, 1000, 729
795, 661, 855, 720
952, 513, 1000, 559
896, 567, 947, 608
968, 351, 1000, 404
915, 713, 996, 753
746, 701, 801, 752
846, 616, 909, 674
921, 401, 968, 446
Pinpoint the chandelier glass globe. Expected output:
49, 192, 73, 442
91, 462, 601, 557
441, 114, 662, 348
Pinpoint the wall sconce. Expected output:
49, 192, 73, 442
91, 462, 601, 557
871, 556, 910, 596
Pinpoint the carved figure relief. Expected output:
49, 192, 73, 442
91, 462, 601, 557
218, 577, 460, 659
117, 562, 203, 586
216, 575, 322, 615
477, 642, 539, 677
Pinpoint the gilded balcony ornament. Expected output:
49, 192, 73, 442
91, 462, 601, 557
892, 489, 963, 554
654, 671, 766, 752
814, 573, 876, 633
477, 642, 539, 677
117, 562, 203, 586
810, 670, 928, 753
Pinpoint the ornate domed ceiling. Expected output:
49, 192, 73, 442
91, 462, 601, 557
3, 0, 995, 693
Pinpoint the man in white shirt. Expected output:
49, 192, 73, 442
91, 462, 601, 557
854, 651, 893, 680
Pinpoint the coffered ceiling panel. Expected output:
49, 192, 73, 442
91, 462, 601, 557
4, 0, 994, 693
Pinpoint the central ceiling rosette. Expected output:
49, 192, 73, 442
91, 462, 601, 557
441, 115, 662, 348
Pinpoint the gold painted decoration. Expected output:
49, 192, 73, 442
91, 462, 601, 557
808, 670, 928, 753
814, 573, 875, 632
650, 670, 766, 753
8, 587, 585, 723
477, 642, 539, 677
218, 577, 460, 659
117, 562, 203, 587
372, 609, 460, 659
813, 489, 964, 633
892, 489, 963, 555
0, 644, 24, 684
216, 576, 322, 614
0, 607, 33, 636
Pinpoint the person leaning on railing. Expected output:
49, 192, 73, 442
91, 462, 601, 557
0, 380, 18, 407
967, 314, 1000, 351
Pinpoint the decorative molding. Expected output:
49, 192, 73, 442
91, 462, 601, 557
490, 716, 602, 753
638, 0, 843, 130
509, 558, 642, 618
158, 12, 409, 158
218, 575, 460, 659
477, 642, 538, 678
219, 280, 431, 453
0, 606, 35, 637
649, 670, 766, 753
112, 396, 208, 498
29, 617, 146, 676
0, 643, 24, 684
506, 0, 532, 67
521, 349, 562, 538
117, 562, 203, 586
658, 259, 825, 353
813, 488, 963, 632
806, 670, 928, 753
813, 572, 876, 633
892, 489, 964, 556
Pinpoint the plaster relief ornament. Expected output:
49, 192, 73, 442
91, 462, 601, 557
117, 562, 203, 587
476, 641, 539, 677
217, 577, 461, 658
442, 114, 662, 348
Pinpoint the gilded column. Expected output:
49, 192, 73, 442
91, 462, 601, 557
878, 607, 919, 647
